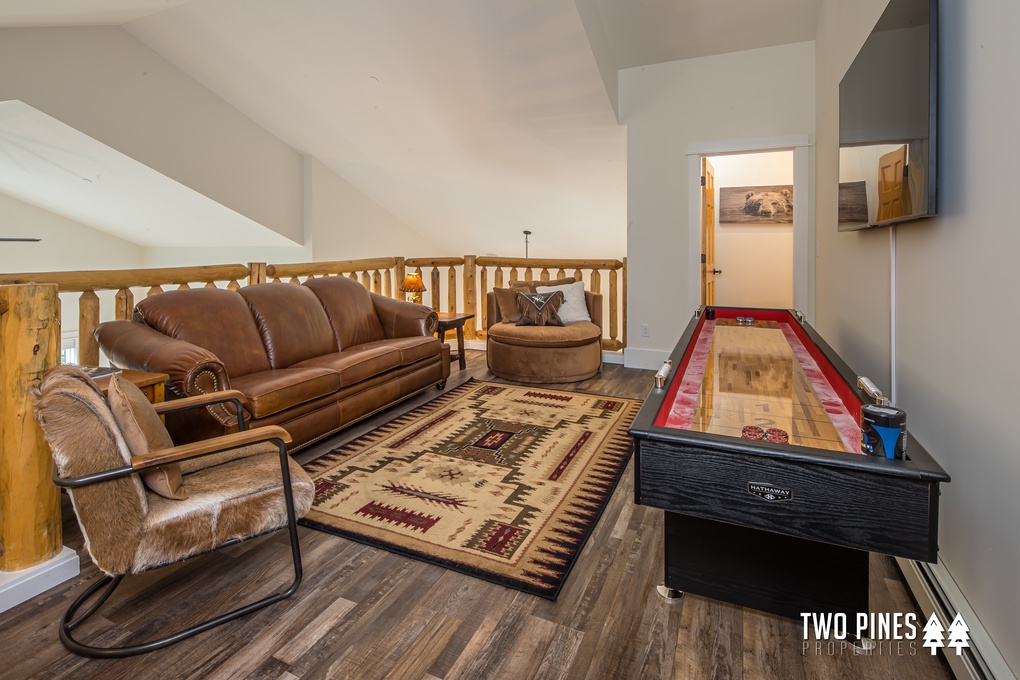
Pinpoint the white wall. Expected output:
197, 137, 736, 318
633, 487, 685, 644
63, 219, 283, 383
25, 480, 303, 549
619, 42, 815, 368
0, 26, 304, 245
0, 192, 146, 342
306, 158, 442, 261
814, 0, 892, 391
709, 151, 793, 309
817, 0, 1020, 671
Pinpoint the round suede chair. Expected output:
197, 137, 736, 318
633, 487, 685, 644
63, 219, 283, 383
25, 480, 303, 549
485, 280, 603, 383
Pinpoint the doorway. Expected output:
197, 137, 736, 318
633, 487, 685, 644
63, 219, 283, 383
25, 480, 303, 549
686, 136, 813, 321
706, 150, 794, 309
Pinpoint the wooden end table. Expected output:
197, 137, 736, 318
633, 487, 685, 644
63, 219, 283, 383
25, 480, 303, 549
93, 369, 169, 405
435, 312, 474, 370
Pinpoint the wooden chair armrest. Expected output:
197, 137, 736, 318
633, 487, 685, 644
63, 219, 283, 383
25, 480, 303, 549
152, 389, 247, 414
131, 426, 293, 470
53, 425, 292, 489
153, 389, 249, 431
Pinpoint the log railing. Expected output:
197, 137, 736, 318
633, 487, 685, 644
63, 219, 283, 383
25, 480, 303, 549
1, 255, 627, 362
263, 257, 400, 297
403, 257, 469, 330
474, 257, 626, 351
0, 264, 256, 367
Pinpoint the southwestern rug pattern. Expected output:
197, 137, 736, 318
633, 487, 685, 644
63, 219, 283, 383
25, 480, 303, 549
299, 379, 640, 599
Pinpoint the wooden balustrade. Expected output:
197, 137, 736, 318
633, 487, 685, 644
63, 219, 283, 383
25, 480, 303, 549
263, 257, 400, 297
0, 264, 255, 366
403, 258, 467, 337
473, 257, 626, 351
0, 255, 627, 371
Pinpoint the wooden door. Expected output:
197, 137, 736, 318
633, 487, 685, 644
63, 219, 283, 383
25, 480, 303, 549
877, 145, 907, 221
701, 158, 717, 306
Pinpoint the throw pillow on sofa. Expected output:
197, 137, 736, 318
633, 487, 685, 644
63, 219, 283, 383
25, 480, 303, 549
515, 291, 565, 327
536, 281, 591, 324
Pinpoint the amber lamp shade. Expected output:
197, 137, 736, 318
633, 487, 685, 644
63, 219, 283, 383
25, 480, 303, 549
400, 272, 426, 304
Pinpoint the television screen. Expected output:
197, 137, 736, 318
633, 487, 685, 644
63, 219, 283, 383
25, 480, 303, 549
838, 0, 937, 230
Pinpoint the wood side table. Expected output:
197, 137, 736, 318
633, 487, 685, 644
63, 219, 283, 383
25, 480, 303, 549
435, 312, 474, 370
93, 369, 169, 405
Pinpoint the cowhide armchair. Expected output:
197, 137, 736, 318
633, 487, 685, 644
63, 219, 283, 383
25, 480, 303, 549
32, 365, 315, 658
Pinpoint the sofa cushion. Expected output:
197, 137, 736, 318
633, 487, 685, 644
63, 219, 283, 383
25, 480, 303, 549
138, 444, 314, 573
487, 320, 602, 348
303, 277, 385, 349
240, 282, 338, 369
292, 344, 403, 388
229, 367, 340, 419
352, 337, 442, 366
135, 288, 271, 379
107, 374, 188, 500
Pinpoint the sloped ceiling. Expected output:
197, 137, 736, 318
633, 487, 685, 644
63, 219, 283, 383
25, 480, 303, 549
0, 0, 822, 258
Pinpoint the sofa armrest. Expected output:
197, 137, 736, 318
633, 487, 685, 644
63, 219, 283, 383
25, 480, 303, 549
371, 293, 438, 337
95, 320, 230, 400
487, 292, 501, 328
585, 291, 604, 332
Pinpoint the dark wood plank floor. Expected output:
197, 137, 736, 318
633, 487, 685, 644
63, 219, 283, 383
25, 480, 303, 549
0, 351, 953, 679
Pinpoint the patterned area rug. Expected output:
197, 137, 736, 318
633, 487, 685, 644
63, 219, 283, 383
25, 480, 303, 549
299, 379, 639, 600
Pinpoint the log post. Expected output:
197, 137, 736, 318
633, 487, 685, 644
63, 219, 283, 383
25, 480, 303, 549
477, 265, 488, 340
430, 268, 440, 311
447, 267, 457, 315
609, 268, 619, 346
114, 288, 134, 320
463, 255, 477, 340
0, 284, 62, 572
248, 262, 268, 286
621, 257, 628, 350
78, 291, 101, 367
394, 257, 406, 301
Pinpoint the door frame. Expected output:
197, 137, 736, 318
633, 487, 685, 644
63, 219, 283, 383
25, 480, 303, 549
686, 135, 814, 323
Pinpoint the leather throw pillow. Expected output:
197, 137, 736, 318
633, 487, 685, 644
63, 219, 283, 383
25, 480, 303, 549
493, 287, 523, 323
107, 374, 188, 500
515, 291, 565, 327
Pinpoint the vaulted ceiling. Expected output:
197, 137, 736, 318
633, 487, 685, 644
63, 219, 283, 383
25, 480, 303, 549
0, 0, 822, 257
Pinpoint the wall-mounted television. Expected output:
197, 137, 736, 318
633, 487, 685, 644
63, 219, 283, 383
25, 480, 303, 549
838, 0, 937, 231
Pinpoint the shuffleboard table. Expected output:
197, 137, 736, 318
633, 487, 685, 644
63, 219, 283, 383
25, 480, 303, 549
629, 306, 950, 620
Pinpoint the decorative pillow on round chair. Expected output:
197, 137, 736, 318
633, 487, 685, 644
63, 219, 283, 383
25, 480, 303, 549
536, 281, 590, 324
514, 291, 565, 327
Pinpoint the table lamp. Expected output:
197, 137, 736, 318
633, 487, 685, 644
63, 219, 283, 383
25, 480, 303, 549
400, 272, 426, 304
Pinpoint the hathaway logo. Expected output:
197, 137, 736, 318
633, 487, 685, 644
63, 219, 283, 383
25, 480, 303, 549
748, 482, 792, 501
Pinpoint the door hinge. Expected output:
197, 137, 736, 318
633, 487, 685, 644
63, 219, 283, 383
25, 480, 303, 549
700, 175, 706, 186
701, 253, 707, 263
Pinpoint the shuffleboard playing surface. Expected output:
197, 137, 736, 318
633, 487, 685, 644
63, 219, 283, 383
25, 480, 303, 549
658, 318, 861, 454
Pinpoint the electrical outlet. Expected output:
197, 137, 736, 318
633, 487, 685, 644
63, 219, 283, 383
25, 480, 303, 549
641, 324, 650, 337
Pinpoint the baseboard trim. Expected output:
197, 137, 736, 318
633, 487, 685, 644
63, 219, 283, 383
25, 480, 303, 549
897, 558, 1015, 680
623, 347, 671, 370
0, 546, 80, 613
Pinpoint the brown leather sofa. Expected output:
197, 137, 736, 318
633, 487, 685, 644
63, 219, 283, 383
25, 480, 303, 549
96, 276, 450, 451
486, 280, 603, 383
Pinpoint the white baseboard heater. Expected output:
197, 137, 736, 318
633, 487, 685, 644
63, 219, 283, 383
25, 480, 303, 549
897, 558, 1015, 680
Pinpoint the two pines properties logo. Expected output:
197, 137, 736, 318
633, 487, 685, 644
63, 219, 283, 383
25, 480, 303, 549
801, 611, 971, 657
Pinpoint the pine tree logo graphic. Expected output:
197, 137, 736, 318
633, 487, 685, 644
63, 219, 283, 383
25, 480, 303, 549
947, 613, 971, 655
922, 613, 945, 655
923, 612, 971, 655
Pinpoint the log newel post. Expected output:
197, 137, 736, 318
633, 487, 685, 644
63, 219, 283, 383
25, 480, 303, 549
0, 284, 62, 572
